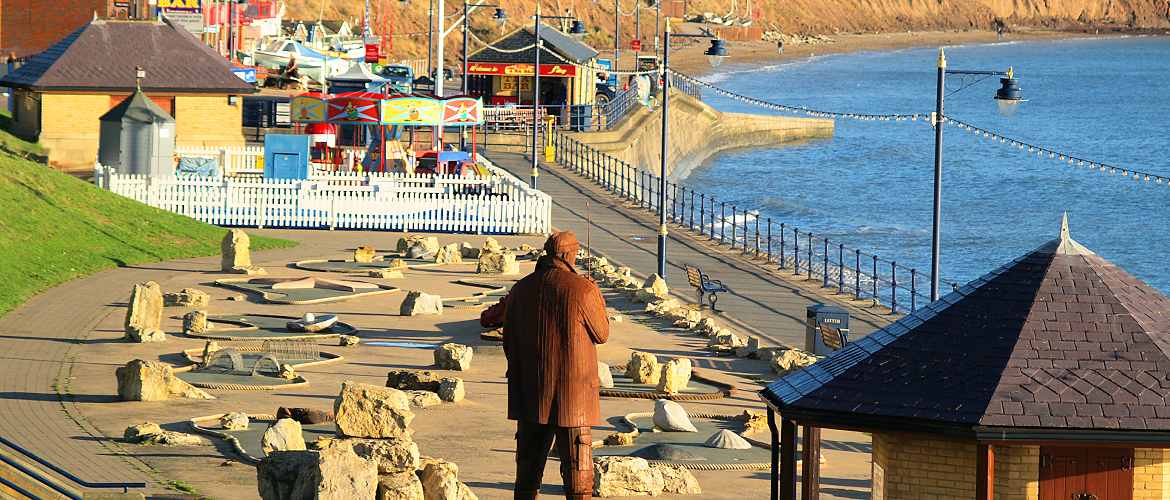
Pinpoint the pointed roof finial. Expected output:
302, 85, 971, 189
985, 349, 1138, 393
1053, 212, 1095, 256
1059, 212, 1070, 242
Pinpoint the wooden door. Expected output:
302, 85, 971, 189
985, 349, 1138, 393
1041, 447, 1133, 500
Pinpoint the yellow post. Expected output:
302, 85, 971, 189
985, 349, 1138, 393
544, 116, 556, 162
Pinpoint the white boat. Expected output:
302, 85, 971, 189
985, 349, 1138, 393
253, 39, 350, 81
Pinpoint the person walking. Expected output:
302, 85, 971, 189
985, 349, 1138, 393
504, 231, 610, 500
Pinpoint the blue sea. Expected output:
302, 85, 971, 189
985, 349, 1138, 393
686, 36, 1170, 292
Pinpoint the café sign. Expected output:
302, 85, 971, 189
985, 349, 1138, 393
467, 62, 576, 78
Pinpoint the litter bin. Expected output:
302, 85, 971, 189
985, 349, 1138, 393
805, 304, 849, 356
570, 104, 594, 132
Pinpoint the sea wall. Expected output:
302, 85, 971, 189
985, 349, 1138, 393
569, 90, 834, 180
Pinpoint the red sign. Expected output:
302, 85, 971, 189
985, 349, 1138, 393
365, 43, 381, 63
630, 39, 642, 51
466, 62, 577, 78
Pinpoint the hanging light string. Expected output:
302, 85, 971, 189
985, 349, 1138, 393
670, 70, 928, 122
943, 116, 1170, 185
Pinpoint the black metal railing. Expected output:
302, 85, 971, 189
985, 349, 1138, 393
0, 435, 146, 499
546, 129, 959, 314
597, 82, 642, 130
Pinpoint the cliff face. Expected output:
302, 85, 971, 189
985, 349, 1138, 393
285, 0, 1170, 60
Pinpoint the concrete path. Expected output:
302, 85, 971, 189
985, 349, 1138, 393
484, 151, 893, 348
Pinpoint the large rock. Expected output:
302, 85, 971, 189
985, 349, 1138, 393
434, 243, 463, 265
459, 242, 481, 259
735, 336, 761, 358
163, 287, 210, 308
738, 410, 769, 434
593, 457, 702, 497
316, 437, 420, 475
386, 370, 444, 392
400, 291, 443, 316
771, 349, 819, 375
123, 422, 163, 442
354, 246, 377, 263
433, 343, 473, 371
221, 229, 265, 274
635, 274, 670, 303
407, 390, 442, 408
183, 310, 208, 334
704, 429, 752, 450
257, 448, 377, 500
708, 329, 747, 350
116, 359, 213, 401
368, 269, 404, 279
598, 362, 615, 389
221, 412, 250, 430
124, 281, 165, 342
123, 423, 204, 446
476, 251, 519, 275
418, 458, 477, 500
480, 238, 503, 255
625, 352, 660, 385
696, 318, 719, 336
652, 399, 698, 432
406, 237, 441, 259
438, 378, 465, 403
656, 358, 692, 394
262, 418, 307, 454
334, 381, 414, 439
378, 472, 425, 500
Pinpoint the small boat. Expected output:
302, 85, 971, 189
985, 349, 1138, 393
253, 39, 349, 81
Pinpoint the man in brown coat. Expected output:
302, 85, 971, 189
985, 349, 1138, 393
504, 231, 609, 499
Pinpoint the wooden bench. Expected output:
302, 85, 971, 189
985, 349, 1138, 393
686, 265, 730, 311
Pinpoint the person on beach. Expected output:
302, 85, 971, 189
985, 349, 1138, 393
504, 231, 610, 500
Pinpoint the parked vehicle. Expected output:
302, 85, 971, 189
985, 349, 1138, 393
379, 65, 414, 94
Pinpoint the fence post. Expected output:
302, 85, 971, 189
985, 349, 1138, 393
766, 219, 772, 261
838, 243, 845, 294
890, 262, 898, 314
872, 255, 879, 300
689, 190, 695, 229
754, 215, 760, 257
720, 202, 726, 243
793, 228, 800, 274
807, 232, 813, 278
822, 238, 829, 288
730, 205, 737, 249
854, 249, 861, 298
910, 269, 918, 313
700, 194, 706, 234
780, 223, 786, 268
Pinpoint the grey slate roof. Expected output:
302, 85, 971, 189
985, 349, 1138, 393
468, 24, 598, 65
0, 19, 254, 94
763, 216, 1170, 433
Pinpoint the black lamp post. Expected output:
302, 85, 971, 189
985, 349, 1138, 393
656, 20, 727, 281
930, 48, 1024, 301
459, 1, 506, 150
528, 6, 585, 189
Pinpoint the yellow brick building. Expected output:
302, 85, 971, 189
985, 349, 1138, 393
1, 19, 252, 171
762, 218, 1170, 500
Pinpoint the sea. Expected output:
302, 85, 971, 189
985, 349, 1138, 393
684, 36, 1170, 292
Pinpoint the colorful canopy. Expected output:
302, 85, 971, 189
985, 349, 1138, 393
291, 92, 483, 127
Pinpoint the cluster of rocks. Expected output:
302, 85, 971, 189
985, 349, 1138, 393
386, 370, 466, 406
115, 359, 214, 401
623, 352, 694, 395
398, 235, 441, 260
124, 422, 205, 446
594, 457, 702, 496
475, 238, 519, 275
222, 229, 266, 275
257, 381, 476, 500
354, 246, 379, 263
163, 287, 209, 308
761, 30, 836, 46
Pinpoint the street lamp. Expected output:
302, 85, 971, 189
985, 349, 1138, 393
528, 5, 585, 189
656, 20, 728, 281
930, 48, 1024, 301
459, 1, 507, 149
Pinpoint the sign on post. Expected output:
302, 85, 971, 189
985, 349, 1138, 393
630, 39, 642, 51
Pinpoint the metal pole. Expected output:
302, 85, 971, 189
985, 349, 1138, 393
635, 1, 641, 58
654, 0, 660, 57
656, 23, 670, 281
530, 7, 541, 188
614, 0, 621, 66
427, 0, 434, 77
460, 0, 470, 151
930, 48, 945, 302
435, 0, 447, 152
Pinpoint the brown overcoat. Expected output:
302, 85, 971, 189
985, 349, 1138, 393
504, 256, 609, 427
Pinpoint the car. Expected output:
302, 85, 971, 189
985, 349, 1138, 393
379, 64, 414, 94
595, 82, 617, 106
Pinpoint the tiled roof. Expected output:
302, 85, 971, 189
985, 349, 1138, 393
0, 19, 254, 94
763, 215, 1170, 432
468, 24, 598, 65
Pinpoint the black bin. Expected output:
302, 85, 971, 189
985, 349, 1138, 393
805, 304, 850, 355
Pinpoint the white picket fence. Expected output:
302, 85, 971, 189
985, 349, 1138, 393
94, 162, 552, 235
175, 145, 265, 176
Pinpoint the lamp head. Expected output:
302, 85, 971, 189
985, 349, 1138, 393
994, 69, 1024, 116
704, 39, 728, 68
569, 19, 587, 36
492, 8, 507, 28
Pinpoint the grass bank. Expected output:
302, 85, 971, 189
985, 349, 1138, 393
0, 152, 294, 318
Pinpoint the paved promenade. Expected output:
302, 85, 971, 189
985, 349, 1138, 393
485, 151, 893, 348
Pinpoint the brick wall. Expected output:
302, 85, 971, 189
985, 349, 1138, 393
0, 0, 110, 57
1135, 448, 1170, 500
39, 93, 109, 170
994, 445, 1039, 500
174, 95, 245, 148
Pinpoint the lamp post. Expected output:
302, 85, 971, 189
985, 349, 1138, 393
460, 1, 506, 150
656, 19, 727, 281
528, 7, 585, 189
930, 48, 1024, 301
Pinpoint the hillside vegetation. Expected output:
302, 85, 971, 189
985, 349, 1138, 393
0, 153, 293, 318
288, 0, 1170, 60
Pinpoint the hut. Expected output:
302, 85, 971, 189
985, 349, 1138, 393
98, 89, 176, 177
466, 24, 600, 113
762, 215, 1170, 500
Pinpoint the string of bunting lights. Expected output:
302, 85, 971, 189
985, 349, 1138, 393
669, 70, 928, 122
942, 116, 1170, 186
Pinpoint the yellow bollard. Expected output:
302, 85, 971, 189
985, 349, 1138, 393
545, 144, 556, 163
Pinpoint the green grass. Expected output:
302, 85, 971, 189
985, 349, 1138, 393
0, 152, 294, 318
0, 109, 44, 157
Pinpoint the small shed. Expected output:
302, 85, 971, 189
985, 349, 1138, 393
466, 24, 600, 108
762, 215, 1170, 500
98, 89, 176, 177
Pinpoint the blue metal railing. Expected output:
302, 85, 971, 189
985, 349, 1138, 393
0, 435, 146, 498
546, 129, 961, 314
597, 83, 642, 130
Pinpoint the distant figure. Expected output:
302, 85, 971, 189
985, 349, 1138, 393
504, 231, 609, 500
777, 39, 785, 54
280, 54, 300, 89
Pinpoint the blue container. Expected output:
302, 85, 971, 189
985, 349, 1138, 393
264, 134, 311, 180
